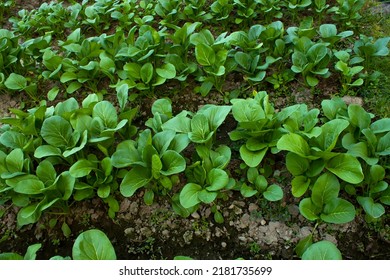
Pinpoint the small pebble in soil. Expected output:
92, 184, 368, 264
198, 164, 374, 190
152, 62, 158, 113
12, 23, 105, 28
260, 219, 267, 226
221, 242, 227, 248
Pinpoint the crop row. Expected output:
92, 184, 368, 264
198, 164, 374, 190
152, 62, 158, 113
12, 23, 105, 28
1, 0, 389, 101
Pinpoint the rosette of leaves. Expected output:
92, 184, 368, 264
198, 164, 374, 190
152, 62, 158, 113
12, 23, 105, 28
328, 0, 365, 28
227, 25, 280, 84
111, 128, 189, 205
290, 37, 331, 87
333, 50, 364, 94
182, 0, 213, 22
232, 0, 260, 25
240, 167, 283, 202
210, 0, 234, 21
179, 145, 234, 223
229, 91, 289, 169
322, 99, 390, 220
190, 29, 232, 96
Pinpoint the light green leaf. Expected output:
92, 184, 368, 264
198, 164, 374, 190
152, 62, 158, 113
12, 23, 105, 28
14, 179, 44, 195
72, 229, 116, 260
195, 43, 215, 66
140, 63, 154, 84
326, 154, 364, 184
207, 168, 229, 191
286, 152, 309, 176
69, 159, 96, 178
239, 146, 267, 168
263, 184, 283, 201
4, 73, 27, 90
198, 189, 218, 204
299, 198, 320, 221
156, 63, 176, 79
120, 166, 151, 197
180, 183, 202, 208
311, 173, 340, 208
321, 198, 355, 224
160, 150, 186, 176
302, 241, 342, 260
292, 176, 311, 198
357, 196, 385, 219
316, 119, 349, 151
277, 133, 310, 157
24, 244, 42, 260
41, 116, 73, 148
92, 101, 118, 128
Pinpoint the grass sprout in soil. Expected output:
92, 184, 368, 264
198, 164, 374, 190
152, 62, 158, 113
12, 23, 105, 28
1, 0, 390, 260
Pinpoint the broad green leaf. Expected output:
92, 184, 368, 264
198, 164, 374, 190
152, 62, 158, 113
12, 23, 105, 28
357, 196, 385, 219
231, 99, 265, 122
0, 131, 27, 149
316, 119, 349, 151
140, 63, 154, 84
152, 130, 176, 154
36, 160, 56, 186
160, 150, 186, 176
299, 198, 320, 221
41, 116, 73, 148
207, 168, 229, 191
239, 146, 267, 168
370, 165, 385, 182
348, 104, 371, 130
34, 145, 62, 158
277, 133, 310, 157
72, 229, 116, 260
189, 114, 212, 143
14, 180, 44, 195
180, 183, 202, 208
321, 98, 347, 120
292, 176, 311, 197
377, 132, 390, 156
156, 63, 176, 79
307, 44, 327, 64
111, 140, 142, 168
311, 173, 340, 208
92, 101, 118, 128
195, 43, 215, 66
321, 198, 355, 224
326, 154, 364, 184
286, 152, 309, 176
120, 166, 151, 197
371, 118, 390, 133
302, 241, 342, 260
151, 154, 162, 179
198, 189, 218, 204
198, 105, 231, 131
151, 98, 172, 117
69, 159, 96, 178
17, 202, 41, 226
6, 148, 24, 173
56, 171, 75, 200
240, 184, 258, 198
4, 73, 27, 90
263, 184, 283, 201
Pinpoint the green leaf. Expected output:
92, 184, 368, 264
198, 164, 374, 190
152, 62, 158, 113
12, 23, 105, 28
292, 176, 311, 198
56, 171, 75, 200
198, 189, 218, 204
263, 184, 283, 201
316, 119, 349, 151
34, 145, 62, 158
240, 184, 258, 198
326, 154, 364, 184
120, 166, 151, 197
140, 63, 154, 84
72, 229, 116, 260
5, 148, 24, 173
92, 101, 118, 128
156, 63, 176, 79
231, 99, 265, 122
311, 173, 340, 208
0, 131, 28, 149
14, 179, 44, 195
189, 114, 212, 143
61, 222, 72, 238
286, 152, 309, 176
97, 185, 110, 199
198, 105, 231, 131
371, 118, 390, 133
69, 159, 96, 178
348, 104, 371, 130
299, 198, 320, 221
36, 160, 57, 185
321, 198, 356, 224
302, 241, 342, 260
144, 189, 155, 205
295, 234, 313, 258
41, 116, 73, 148
207, 168, 229, 191
321, 98, 347, 120
152, 130, 176, 154
24, 244, 42, 260
357, 196, 385, 219
151, 154, 162, 179
111, 140, 141, 168
377, 132, 390, 156
4, 73, 27, 90
195, 43, 215, 66
0, 253, 24, 260
180, 183, 202, 208
160, 150, 186, 176
277, 133, 310, 157
239, 146, 267, 168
